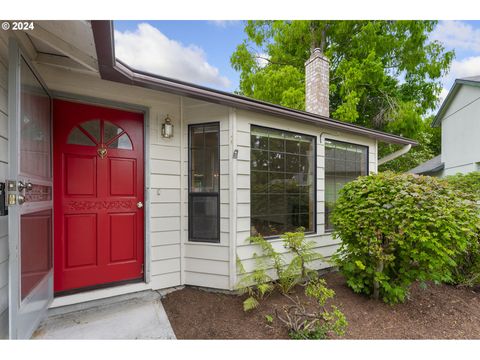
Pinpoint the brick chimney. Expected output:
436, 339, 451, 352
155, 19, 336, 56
305, 48, 329, 117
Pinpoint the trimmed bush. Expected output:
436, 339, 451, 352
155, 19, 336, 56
444, 171, 480, 201
331, 172, 480, 304
444, 172, 480, 286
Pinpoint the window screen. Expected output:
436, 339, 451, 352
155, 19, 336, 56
325, 139, 368, 231
250, 126, 316, 237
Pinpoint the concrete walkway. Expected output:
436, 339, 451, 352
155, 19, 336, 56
32, 290, 176, 339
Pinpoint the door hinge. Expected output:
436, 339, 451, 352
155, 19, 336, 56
141, 263, 144, 274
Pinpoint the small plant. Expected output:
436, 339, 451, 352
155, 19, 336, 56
236, 229, 347, 339
237, 229, 324, 311
331, 172, 479, 303
276, 278, 348, 339
236, 256, 274, 311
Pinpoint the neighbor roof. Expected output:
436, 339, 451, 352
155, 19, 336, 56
408, 155, 444, 175
90, 21, 417, 146
432, 75, 480, 127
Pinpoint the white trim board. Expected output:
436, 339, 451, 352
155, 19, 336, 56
50, 282, 153, 308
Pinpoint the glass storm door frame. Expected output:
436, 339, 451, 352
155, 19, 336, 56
8, 39, 54, 339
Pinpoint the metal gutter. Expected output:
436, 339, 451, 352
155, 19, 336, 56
378, 144, 412, 166
90, 20, 418, 147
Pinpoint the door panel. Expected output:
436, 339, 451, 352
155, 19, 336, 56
109, 213, 136, 263
20, 209, 52, 300
53, 99, 144, 293
65, 154, 97, 196
64, 214, 97, 268
109, 158, 135, 196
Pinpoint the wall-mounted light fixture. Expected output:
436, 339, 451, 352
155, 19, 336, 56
161, 115, 174, 138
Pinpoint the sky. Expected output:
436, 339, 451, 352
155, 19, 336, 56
114, 20, 480, 104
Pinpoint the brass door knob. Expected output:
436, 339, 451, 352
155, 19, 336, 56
136, 202, 143, 209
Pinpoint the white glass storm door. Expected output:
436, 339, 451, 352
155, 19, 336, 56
8, 40, 53, 339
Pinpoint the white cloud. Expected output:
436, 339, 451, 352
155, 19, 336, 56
208, 20, 240, 28
431, 20, 480, 53
114, 23, 231, 89
443, 56, 480, 88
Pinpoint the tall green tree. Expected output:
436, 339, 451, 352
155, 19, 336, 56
231, 21, 452, 155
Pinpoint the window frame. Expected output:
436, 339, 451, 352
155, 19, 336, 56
250, 124, 317, 240
188, 122, 221, 243
324, 138, 369, 233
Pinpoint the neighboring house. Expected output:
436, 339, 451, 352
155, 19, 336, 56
410, 76, 480, 176
0, 21, 415, 339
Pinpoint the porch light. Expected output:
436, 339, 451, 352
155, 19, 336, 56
161, 115, 174, 138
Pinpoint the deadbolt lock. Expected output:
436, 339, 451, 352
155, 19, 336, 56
8, 194, 16, 205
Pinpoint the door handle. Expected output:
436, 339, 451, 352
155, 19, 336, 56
17, 194, 26, 205
136, 202, 143, 209
18, 181, 33, 192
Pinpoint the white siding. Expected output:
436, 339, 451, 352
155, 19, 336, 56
441, 85, 480, 176
0, 29, 9, 339
234, 109, 377, 281
182, 99, 231, 289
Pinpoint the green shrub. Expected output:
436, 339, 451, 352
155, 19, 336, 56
444, 172, 480, 286
444, 171, 480, 201
331, 172, 479, 304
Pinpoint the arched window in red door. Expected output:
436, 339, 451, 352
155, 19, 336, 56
67, 119, 133, 150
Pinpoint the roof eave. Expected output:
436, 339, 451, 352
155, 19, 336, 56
433, 78, 480, 127
90, 20, 417, 147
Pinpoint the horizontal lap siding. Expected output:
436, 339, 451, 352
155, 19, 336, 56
234, 110, 377, 280
182, 100, 231, 289
149, 105, 183, 289
0, 29, 8, 339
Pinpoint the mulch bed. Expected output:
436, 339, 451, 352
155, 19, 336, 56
162, 272, 480, 339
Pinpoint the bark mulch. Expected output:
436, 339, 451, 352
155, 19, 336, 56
162, 272, 480, 339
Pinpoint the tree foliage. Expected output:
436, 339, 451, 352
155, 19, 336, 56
231, 21, 451, 171
331, 172, 479, 304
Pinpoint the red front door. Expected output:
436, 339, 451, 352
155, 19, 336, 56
53, 99, 144, 293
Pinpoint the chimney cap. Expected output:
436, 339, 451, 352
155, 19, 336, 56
305, 48, 329, 66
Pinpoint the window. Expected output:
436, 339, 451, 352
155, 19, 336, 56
325, 139, 368, 231
67, 119, 133, 150
250, 126, 316, 237
188, 123, 220, 242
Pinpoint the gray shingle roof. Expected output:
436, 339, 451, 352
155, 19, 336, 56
408, 155, 444, 175
459, 75, 480, 82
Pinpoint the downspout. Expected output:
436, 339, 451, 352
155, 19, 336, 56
378, 144, 412, 166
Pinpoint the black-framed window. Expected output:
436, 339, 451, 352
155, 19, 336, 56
250, 126, 316, 238
325, 139, 368, 231
189, 123, 220, 243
